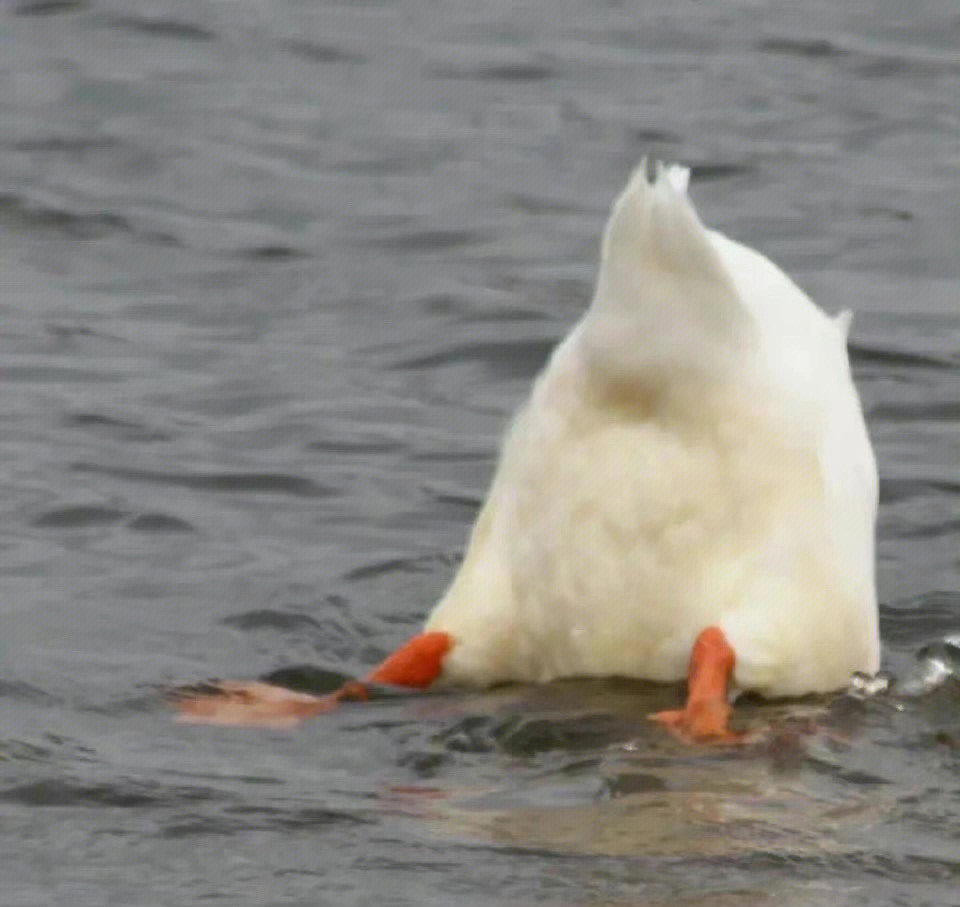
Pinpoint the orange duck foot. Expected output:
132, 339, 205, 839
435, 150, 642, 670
172, 680, 348, 728
172, 632, 452, 728
366, 631, 452, 687
649, 626, 745, 744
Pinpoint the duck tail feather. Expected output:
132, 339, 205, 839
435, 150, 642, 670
835, 309, 853, 339
584, 161, 754, 385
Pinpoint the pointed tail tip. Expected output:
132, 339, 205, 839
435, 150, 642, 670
602, 159, 707, 270
662, 162, 690, 195
628, 159, 690, 196
835, 309, 853, 338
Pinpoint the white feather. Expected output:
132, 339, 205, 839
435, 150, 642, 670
424, 163, 880, 697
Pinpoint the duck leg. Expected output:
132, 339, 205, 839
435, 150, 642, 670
173, 631, 453, 727
365, 630, 452, 687
649, 626, 743, 743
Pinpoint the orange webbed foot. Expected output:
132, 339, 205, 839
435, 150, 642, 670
366, 631, 452, 688
171, 631, 453, 728
172, 681, 348, 728
649, 626, 745, 744
649, 699, 744, 744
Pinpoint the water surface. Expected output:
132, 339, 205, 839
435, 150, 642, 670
0, 1, 958, 904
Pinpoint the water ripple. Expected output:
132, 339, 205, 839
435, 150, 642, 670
364, 228, 490, 253
880, 477, 960, 504
127, 512, 194, 533
96, 14, 216, 42
390, 338, 554, 379
0, 778, 219, 809
0, 192, 131, 241
1, 0, 957, 902
342, 553, 446, 582
70, 462, 335, 498
10, 0, 85, 15
849, 340, 955, 371
880, 592, 960, 647
689, 162, 757, 181
430, 60, 558, 82
220, 609, 324, 633
12, 135, 122, 156
281, 39, 366, 66
757, 36, 848, 59
64, 411, 173, 444
32, 505, 126, 529
871, 400, 960, 422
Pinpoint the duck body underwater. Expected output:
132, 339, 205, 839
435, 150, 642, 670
176, 162, 880, 740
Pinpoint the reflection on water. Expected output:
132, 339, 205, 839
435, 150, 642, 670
0, 0, 958, 904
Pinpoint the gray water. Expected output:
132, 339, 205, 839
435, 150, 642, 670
1, 1, 958, 904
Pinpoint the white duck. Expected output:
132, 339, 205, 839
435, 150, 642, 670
177, 162, 881, 739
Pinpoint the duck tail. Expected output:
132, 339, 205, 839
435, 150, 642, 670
583, 161, 754, 386
835, 309, 853, 338
598, 159, 701, 271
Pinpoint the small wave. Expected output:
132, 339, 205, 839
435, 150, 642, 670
2, 364, 122, 384
603, 772, 668, 798
221, 610, 323, 633
858, 204, 914, 223
233, 244, 307, 260
281, 39, 365, 65
849, 341, 956, 371
880, 593, 960, 647
880, 477, 960, 504
226, 803, 373, 831
883, 515, 960, 541
0, 192, 132, 241
390, 338, 553, 379
126, 513, 194, 533
70, 462, 335, 498
805, 756, 891, 787
308, 435, 404, 456
502, 192, 590, 217
0, 680, 58, 705
64, 411, 172, 443
430, 59, 557, 82
424, 483, 484, 512
629, 126, 684, 145
410, 448, 490, 463
435, 712, 625, 758
870, 400, 960, 422
12, 135, 121, 155
342, 553, 447, 582
160, 803, 371, 838
10, 0, 85, 15
0, 778, 219, 809
32, 505, 126, 529
97, 14, 215, 42
757, 36, 848, 58
364, 228, 489, 253
0, 779, 152, 808
689, 162, 756, 181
